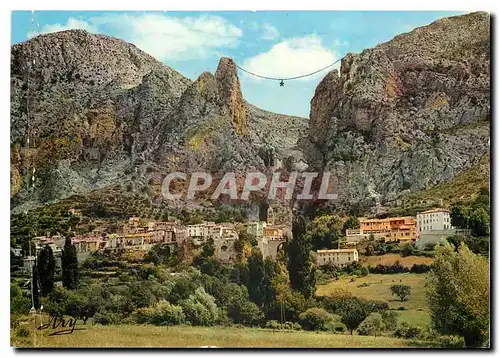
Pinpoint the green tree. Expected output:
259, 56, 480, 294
286, 215, 316, 298
390, 284, 412, 301
169, 277, 198, 304
145, 300, 185, 326
342, 216, 359, 232
451, 189, 490, 238
62, 238, 79, 289
179, 287, 219, 326
400, 243, 415, 257
37, 245, 55, 296
32, 263, 41, 310
427, 242, 490, 348
357, 313, 383, 336
381, 310, 399, 331
228, 299, 264, 326
309, 214, 343, 250
299, 307, 338, 331
247, 249, 277, 310
338, 298, 371, 334
247, 249, 265, 306
204, 278, 248, 309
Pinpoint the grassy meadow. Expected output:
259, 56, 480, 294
316, 273, 430, 327
11, 320, 433, 348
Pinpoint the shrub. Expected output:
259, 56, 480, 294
10, 283, 22, 298
282, 321, 302, 331
357, 313, 383, 336
390, 284, 412, 301
148, 300, 185, 326
10, 315, 20, 329
179, 287, 218, 326
265, 320, 281, 330
400, 243, 416, 257
131, 307, 153, 324
368, 262, 409, 274
203, 278, 248, 309
265, 320, 301, 331
436, 335, 466, 348
368, 300, 390, 312
324, 319, 347, 333
228, 299, 264, 326
16, 327, 30, 338
360, 267, 369, 276
381, 310, 399, 331
424, 243, 436, 251
10, 295, 31, 315
393, 323, 422, 339
93, 312, 119, 325
338, 298, 371, 334
299, 307, 338, 331
410, 264, 431, 273
405, 326, 422, 339
168, 277, 198, 304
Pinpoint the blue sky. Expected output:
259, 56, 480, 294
12, 10, 463, 117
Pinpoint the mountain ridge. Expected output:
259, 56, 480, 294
10, 29, 308, 213
10, 12, 490, 215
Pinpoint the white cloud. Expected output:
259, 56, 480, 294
90, 14, 243, 61
261, 23, 279, 40
242, 34, 339, 81
28, 18, 98, 38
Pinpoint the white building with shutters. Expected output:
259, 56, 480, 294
416, 208, 468, 249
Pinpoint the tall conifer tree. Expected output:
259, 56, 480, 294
62, 237, 79, 289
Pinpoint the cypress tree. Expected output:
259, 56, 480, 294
32, 262, 41, 310
285, 214, 316, 298
37, 245, 55, 296
62, 237, 79, 289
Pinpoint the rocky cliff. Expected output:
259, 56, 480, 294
10, 11, 490, 215
303, 11, 490, 208
10, 30, 307, 213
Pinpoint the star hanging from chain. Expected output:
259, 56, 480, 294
279, 80, 284, 87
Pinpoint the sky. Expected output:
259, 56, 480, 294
11, 10, 464, 118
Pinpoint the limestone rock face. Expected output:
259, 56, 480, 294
215, 57, 247, 136
10, 31, 306, 212
305, 11, 490, 207
10, 12, 490, 214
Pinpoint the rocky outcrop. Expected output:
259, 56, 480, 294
10, 31, 306, 212
10, 12, 490, 214
215, 57, 248, 136
305, 11, 490, 207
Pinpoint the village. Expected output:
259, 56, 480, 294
15, 205, 469, 275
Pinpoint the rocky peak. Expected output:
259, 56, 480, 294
215, 57, 247, 136
11, 29, 186, 91
305, 11, 490, 207
194, 71, 220, 103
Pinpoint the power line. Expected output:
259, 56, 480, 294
234, 58, 341, 82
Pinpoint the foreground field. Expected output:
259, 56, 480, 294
316, 273, 430, 327
12, 323, 433, 348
